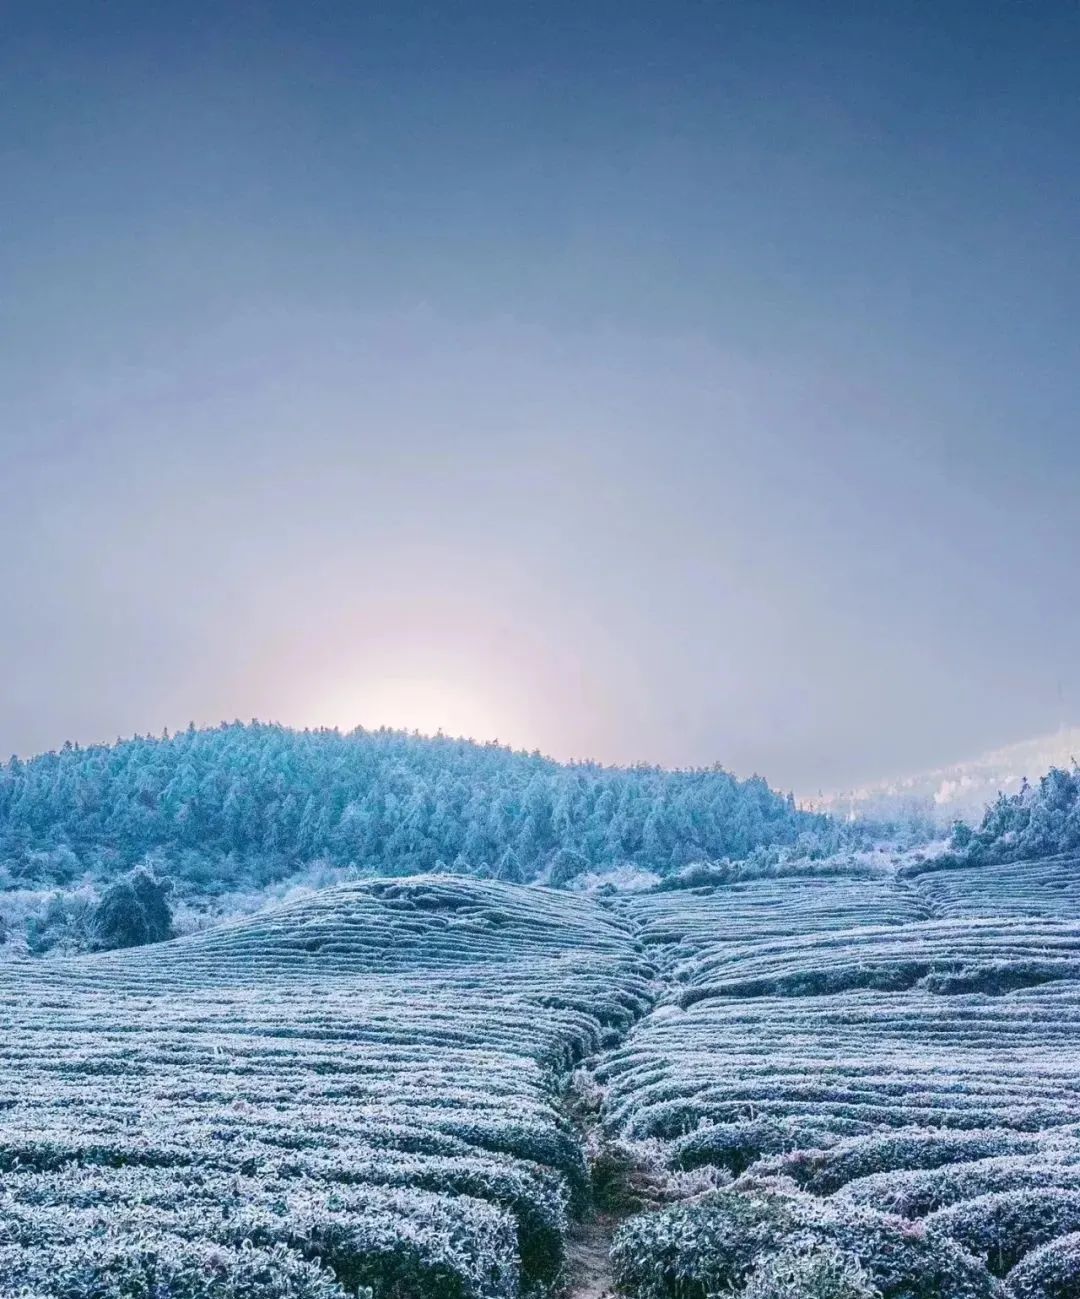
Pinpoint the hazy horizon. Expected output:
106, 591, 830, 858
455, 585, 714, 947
4, 2, 1079, 792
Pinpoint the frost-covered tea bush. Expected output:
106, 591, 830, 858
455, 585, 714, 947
925, 1189, 1080, 1275
7, 829, 1080, 1299
627, 874, 929, 953
0, 877, 651, 1298
910, 855, 1080, 922
603, 873, 1080, 1299
0, 1237, 355, 1299
610, 1187, 799, 1297
1007, 1231, 1080, 1299
741, 1242, 880, 1299
597, 978, 1080, 1159
838, 1156, 1080, 1219
610, 1185, 997, 1299
666, 916, 1080, 1003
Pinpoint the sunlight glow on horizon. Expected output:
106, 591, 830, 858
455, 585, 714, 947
303, 675, 526, 750
4, 3, 1079, 789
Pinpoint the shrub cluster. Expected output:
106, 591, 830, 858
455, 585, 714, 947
610, 1186, 997, 1299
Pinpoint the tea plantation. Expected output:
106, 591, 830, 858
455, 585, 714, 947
0, 878, 651, 1298
5, 861, 1080, 1298
600, 866, 1080, 1299
908, 854, 1080, 922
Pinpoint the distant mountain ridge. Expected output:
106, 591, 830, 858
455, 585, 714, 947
811, 726, 1080, 826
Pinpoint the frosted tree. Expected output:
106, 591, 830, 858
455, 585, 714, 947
91, 867, 174, 951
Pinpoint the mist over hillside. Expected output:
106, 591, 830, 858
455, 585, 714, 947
812, 726, 1080, 826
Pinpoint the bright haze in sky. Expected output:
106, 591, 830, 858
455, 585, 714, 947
2, 1, 1078, 794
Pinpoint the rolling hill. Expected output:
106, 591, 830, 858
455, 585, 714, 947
0, 877, 651, 1297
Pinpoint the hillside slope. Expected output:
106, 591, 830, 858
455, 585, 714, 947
590, 858, 1080, 1299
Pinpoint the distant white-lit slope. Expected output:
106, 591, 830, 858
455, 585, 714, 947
810, 725, 1080, 825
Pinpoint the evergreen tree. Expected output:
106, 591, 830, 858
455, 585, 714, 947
497, 848, 524, 884
549, 847, 589, 888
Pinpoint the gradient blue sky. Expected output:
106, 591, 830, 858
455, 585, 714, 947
2, 1, 1078, 792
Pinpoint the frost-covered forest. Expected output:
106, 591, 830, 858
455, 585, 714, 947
0, 724, 823, 881
5, 725, 1078, 963
0, 723, 836, 954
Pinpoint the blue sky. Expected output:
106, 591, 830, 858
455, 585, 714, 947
2, 1, 1078, 791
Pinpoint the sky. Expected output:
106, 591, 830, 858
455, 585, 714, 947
2, 1, 1079, 794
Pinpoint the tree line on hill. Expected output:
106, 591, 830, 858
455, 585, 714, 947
7, 723, 1074, 959
0, 722, 835, 953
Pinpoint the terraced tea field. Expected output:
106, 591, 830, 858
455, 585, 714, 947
600, 866, 1080, 1299
0, 879, 651, 1298
628, 873, 932, 950
4, 859, 1080, 1299
908, 853, 1080, 921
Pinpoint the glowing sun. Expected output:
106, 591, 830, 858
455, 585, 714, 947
320, 674, 506, 743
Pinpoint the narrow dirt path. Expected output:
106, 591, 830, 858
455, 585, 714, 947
562, 1214, 620, 1299
558, 896, 661, 1298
